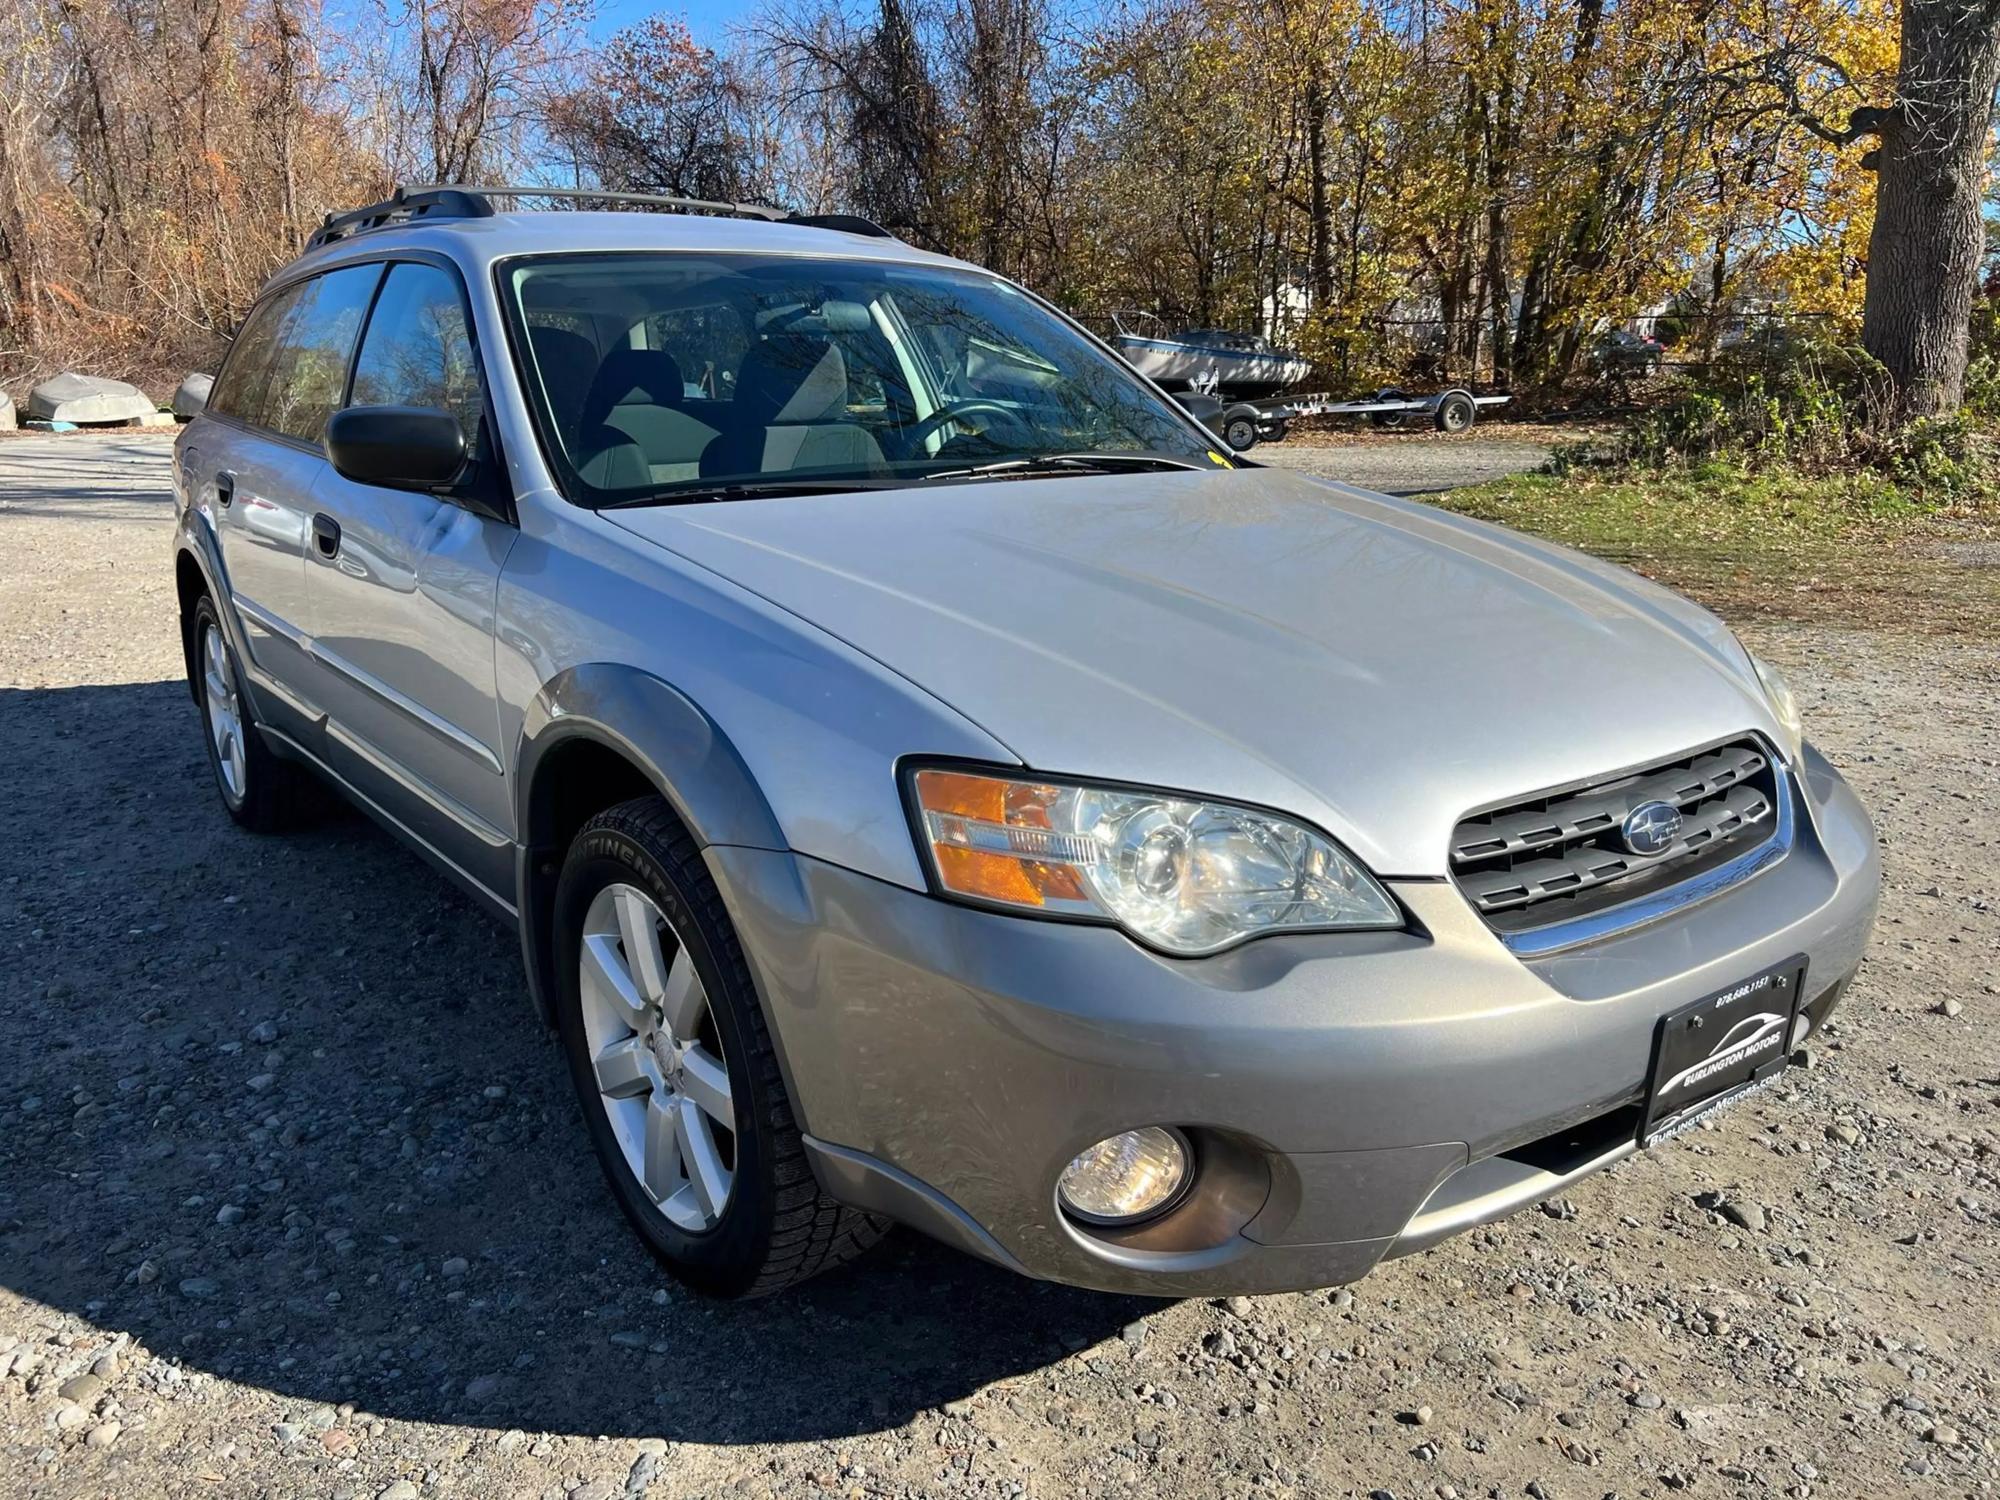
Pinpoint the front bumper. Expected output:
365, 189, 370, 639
707, 745, 1879, 1296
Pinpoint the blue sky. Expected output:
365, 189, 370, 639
592, 0, 752, 43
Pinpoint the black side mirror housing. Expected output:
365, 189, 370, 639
325, 406, 468, 491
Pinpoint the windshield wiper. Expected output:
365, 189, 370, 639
596, 477, 905, 510
919, 452, 1214, 483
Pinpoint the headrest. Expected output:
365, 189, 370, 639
735, 336, 848, 426
583, 349, 686, 428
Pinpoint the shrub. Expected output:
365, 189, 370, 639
1560, 326, 1995, 507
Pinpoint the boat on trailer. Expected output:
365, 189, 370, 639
1109, 314, 1312, 398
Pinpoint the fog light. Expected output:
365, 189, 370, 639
1057, 1127, 1191, 1225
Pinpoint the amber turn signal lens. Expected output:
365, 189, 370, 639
913, 768, 1087, 908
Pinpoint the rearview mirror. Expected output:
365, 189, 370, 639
325, 406, 467, 491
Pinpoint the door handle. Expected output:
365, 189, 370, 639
215, 472, 234, 508
311, 512, 342, 559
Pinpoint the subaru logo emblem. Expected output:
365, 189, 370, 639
1622, 800, 1683, 856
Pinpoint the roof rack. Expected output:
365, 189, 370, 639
307, 187, 495, 250
305, 184, 896, 251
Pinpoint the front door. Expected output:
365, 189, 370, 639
304, 260, 518, 902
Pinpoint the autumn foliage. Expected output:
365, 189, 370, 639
0, 0, 1977, 404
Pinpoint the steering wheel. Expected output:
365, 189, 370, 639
904, 399, 1026, 448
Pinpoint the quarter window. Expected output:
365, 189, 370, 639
208, 282, 307, 425
350, 263, 485, 444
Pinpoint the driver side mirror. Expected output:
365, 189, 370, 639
325, 405, 467, 491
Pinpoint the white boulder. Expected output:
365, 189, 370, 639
27, 372, 156, 426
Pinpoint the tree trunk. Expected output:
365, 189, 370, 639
1304, 73, 1335, 313
1861, 0, 2000, 419
1480, 39, 1516, 388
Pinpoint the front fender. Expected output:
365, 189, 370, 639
515, 661, 787, 854
513, 662, 788, 1022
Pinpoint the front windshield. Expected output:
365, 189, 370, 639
500, 252, 1226, 505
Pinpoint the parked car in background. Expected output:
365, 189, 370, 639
1591, 328, 1666, 377
171, 186, 1879, 1299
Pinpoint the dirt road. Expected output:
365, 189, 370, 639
1, 432, 1994, 1500
1255, 430, 1556, 495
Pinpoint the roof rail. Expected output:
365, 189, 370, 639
306, 184, 897, 251
306, 186, 495, 250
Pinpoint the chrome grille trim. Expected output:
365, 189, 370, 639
1449, 736, 1790, 952
1450, 743, 1769, 864
1458, 783, 1772, 914
1497, 774, 1795, 957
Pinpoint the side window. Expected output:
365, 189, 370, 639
350, 263, 485, 444
258, 264, 385, 442
208, 283, 306, 423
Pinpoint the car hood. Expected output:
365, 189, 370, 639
608, 468, 1782, 877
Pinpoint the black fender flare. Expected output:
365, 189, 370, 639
512, 662, 788, 1020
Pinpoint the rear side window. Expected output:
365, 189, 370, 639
647, 304, 748, 400
208, 282, 306, 424
351, 263, 484, 444
259, 264, 385, 442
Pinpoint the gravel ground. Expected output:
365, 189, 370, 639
1, 431, 1995, 1500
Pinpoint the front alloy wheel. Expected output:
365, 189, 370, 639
553, 796, 887, 1296
578, 882, 736, 1232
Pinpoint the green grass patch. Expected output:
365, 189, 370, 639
1433, 461, 1999, 636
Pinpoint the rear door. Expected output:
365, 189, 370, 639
305, 259, 518, 900
189, 279, 323, 732
192, 264, 386, 739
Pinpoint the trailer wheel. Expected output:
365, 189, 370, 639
1268, 418, 1289, 444
1222, 410, 1260, 452
1368, 389, 1410, 430
1434, 390, 1477, 433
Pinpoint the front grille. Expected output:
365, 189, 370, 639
1450, 739, 1781, 935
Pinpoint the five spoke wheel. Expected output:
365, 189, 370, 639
201, 620, 247, 801
578, 882, 736, 1232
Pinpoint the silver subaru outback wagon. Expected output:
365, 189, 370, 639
171, 186, 1881, 1299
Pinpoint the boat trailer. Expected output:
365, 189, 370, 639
1191, 386, 1513, 452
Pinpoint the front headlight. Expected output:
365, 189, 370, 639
1749, 653, 1804, 762
908, 766, 1399, 955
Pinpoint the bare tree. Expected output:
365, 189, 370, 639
381, 0, 591, 184
545, 17, 768, 201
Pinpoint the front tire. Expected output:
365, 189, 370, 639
553, 796, 887, 1297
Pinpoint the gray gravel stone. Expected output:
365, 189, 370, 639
0, 432, 1991, 1500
